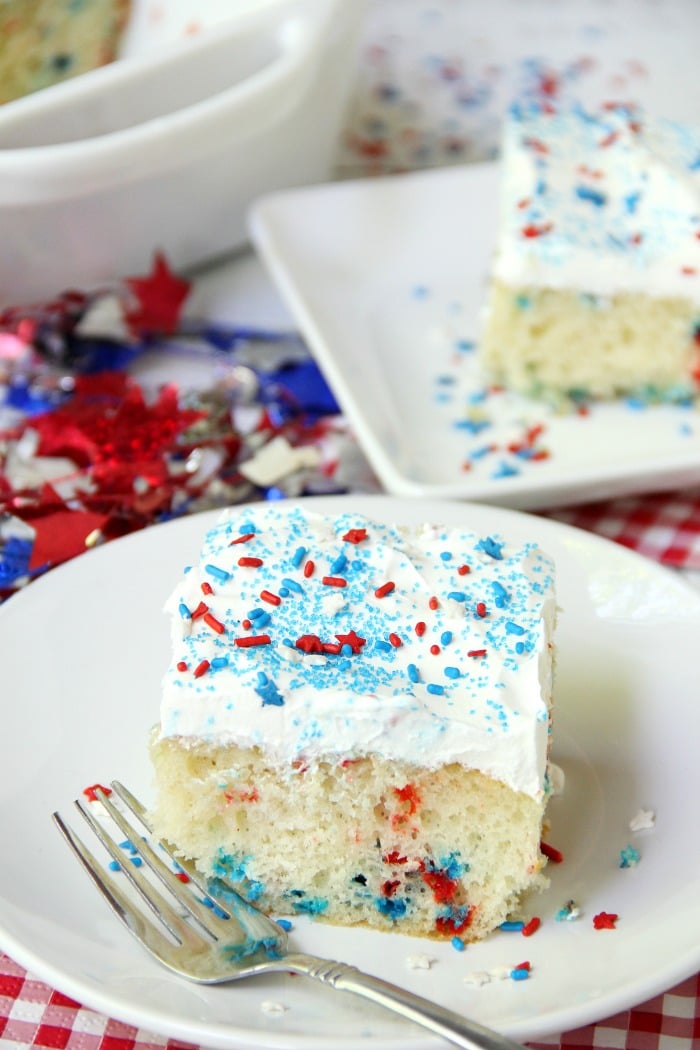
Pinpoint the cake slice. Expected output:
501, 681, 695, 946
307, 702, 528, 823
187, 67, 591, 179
0, 0, 131, 105
150, 504, 557, 943
480, 101, 700, 402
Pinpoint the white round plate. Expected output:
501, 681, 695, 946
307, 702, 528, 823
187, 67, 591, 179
1, 494, 699, 1049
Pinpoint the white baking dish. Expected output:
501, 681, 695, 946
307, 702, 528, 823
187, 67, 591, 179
0, 0, 364, 304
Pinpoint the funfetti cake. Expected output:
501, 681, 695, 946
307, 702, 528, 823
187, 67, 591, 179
150, 504, 557, 943
480, 101, 700, 402
0, 0, 131, 105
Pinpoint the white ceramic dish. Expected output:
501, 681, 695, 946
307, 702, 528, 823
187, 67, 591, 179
0, 0, 364, 304
250, 164, 700, 510
1, 494, 700, 1048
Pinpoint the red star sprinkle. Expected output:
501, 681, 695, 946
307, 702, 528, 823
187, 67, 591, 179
335, 630, 367, 653
342, 528, 368, 544
593, 911, 618, 930
123, 252, 191, 337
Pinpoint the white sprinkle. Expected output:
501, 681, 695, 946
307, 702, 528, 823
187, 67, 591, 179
489, 966, 513, 981
463, 971, 491, 987
260, 1000, 287, 1016
406, 953, 436, 970
629, 808, 655, 832
547, 762, 565, 797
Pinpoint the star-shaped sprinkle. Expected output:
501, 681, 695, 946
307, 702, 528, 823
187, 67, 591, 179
335, 629, 366, 653
342, 528, 368, 544
123, 252, 191, 337
629, 808, 655, 832
593, 911, 618, 930
619, 845, 640, 868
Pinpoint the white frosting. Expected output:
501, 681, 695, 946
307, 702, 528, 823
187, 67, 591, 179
493, 102, 700, 303
159, 505, 556, 800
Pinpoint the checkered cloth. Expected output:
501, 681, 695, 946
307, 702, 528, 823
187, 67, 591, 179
1, 952, 698, 1050
543, 487, 700, 571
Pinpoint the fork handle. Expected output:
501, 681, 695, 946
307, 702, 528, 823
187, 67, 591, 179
278, 952, 525, 1050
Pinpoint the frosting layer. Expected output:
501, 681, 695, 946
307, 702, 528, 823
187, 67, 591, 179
493, 102, 700, 303
160, 506, 556, 799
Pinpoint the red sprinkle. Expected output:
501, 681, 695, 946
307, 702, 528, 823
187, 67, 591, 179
176, 660, 188, 672
428, 596, 439, 610
174, 872, 190, 883
230, 532, 256, 545
260, 589, 281, 605
295, 634, 324, 654
468, 649, 487, 658
522, 917, 541, 937
322, 642, 343, 655
457, 564, 470, 575
522, 222, 553, 238
238, 556, 263, 567
515, 960, 531, 972
190, 601, 209, 620
475, 602, 487, 618
193, 659, 210, 678
234, 635, 271, 648
430, 644, 441, 655
375, 581, 395, 598
415, 621, 426, 637
388, 633, 402, 648
82, 784, 112, 802
323, 576, 347, 588
593, 911, 618, 930
303, 559, 315, 578
342, 528, 368, 544
201, 581, 213, 595
540, 841, 564, 864
242, 618, 252, 630
203, 612, 225, 635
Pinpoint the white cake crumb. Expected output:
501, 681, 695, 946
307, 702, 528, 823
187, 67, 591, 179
406, 953, 436, 970
260, 1000, 288, 1016
629, 808, 655, 832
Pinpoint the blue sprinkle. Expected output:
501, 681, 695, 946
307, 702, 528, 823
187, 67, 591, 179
619, 844, 640, 868
279, 587, 289, 598
440, 631, 452, 646
291, 546, 306, 568
446, 591, 466, 602
374, 640, 392, 653
515, 642, 526, 654
108, 860, 121, 871
506, 622, 525, 636
407, 663, 420, 683
257, 672, 268, 685
624, 190, 641, 214
456, 339, 475, 352
211, 656, 229, 669
178, 601, 191, 619
204, 563, 230, 584
275, 918, 293, 931
444, 667, 460, 679
440, 551, 452, 561
255, 679, 284, 707
281, 577, 304, 595
510, 968, 530, 981
499, 920, 525, 932
515, 293, 532, 310
451, 936, 466, 952
491, 460, 520, 479
338, 658, 352, 671
330, 553, 348, 574
376, 896, 407, 919
427, 683, 444, 696
492, 581, 509, 607
476, 537, 504, 560
239, 523, 256, 535
340, 644, 353, 657
575, 185, 607, 206
454, 418, 491, 435
248, 607, 266, 620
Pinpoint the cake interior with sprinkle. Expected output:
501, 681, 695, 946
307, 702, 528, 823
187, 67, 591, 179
149, 504, 558, 943
480, 101, 700, 403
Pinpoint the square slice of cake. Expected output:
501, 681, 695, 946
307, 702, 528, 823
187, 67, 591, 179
150, 504, 557, 943
480, 101, 700, 402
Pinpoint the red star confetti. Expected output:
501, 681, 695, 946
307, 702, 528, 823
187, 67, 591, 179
593, 911, 619, 930
123, 251, 191, 337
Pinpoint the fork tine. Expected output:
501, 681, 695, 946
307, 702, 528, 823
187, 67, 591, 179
109, 782, 281, 948
52, 811, 175, 954
74, 795, 213, 948
93, 788, 240, 942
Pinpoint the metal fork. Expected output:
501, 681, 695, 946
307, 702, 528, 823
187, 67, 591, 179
53, 782, 525, 1050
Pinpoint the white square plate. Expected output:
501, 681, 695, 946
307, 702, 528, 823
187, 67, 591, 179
250, 163, 700, 510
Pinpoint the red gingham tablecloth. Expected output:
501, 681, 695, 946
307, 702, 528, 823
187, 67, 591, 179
1, 952, 699, 1050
